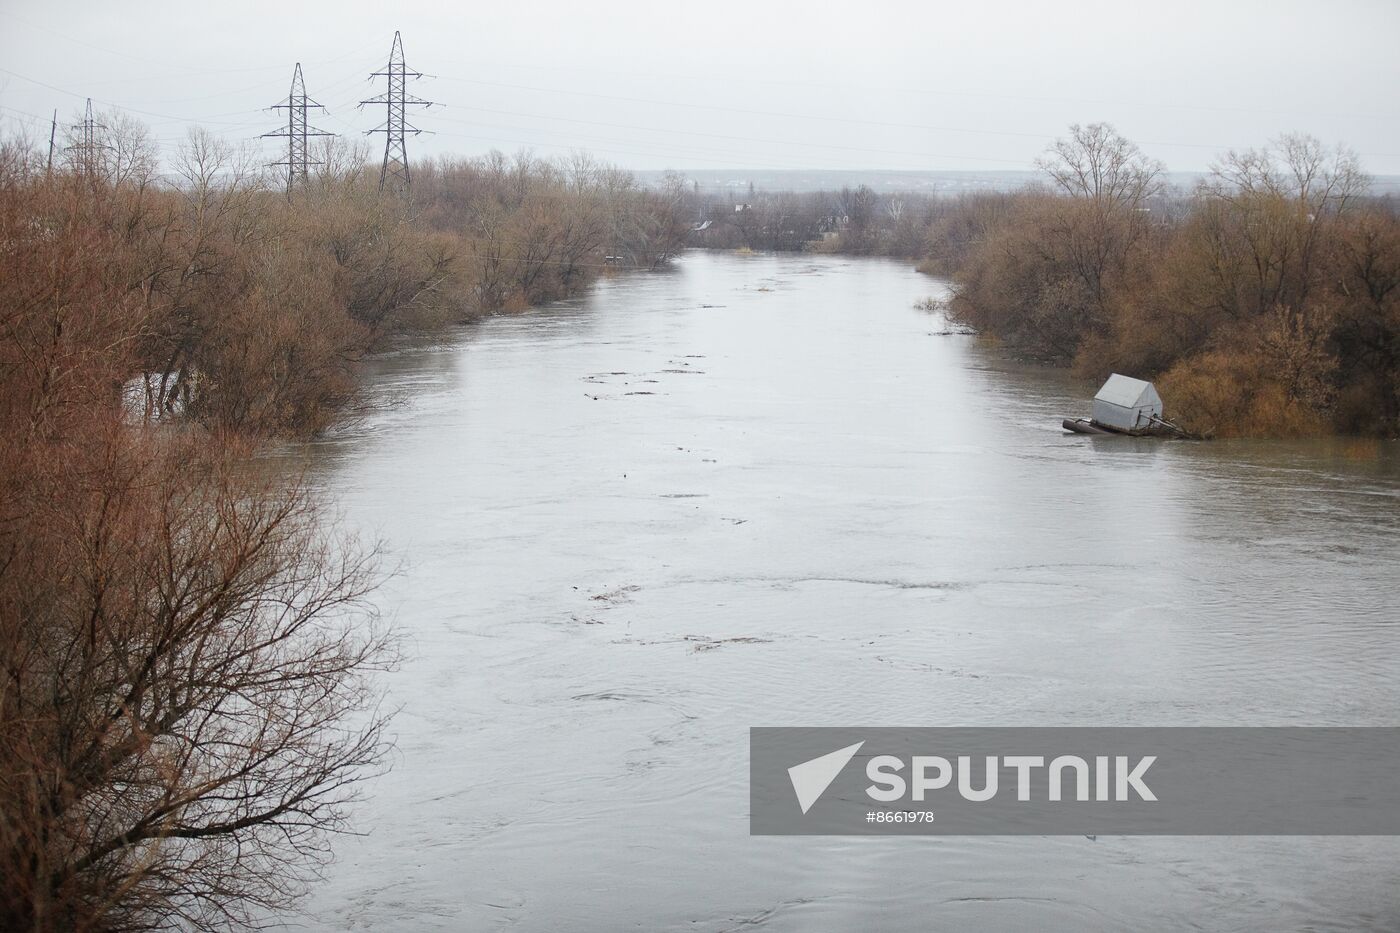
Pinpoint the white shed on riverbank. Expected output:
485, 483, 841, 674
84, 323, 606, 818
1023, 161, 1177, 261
1092, 374, 1163, 432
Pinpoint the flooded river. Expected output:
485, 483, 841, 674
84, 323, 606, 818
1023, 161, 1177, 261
290, 251, 1400, 931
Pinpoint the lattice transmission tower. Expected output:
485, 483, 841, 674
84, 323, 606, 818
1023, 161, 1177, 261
360, 31, 432, 193
263, 63, 334, 200
66, 98, 109, 179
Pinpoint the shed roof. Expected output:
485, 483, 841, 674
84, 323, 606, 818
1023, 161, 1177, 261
1095, 374, 1160, 409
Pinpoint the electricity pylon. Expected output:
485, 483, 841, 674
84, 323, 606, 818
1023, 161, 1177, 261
360, 31, 432, 194
263, 63, 333, 200
66, 98, 109, 179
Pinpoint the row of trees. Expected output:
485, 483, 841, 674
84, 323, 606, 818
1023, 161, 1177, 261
7, 117, 691, 438
0, 112, 687, 931
416, 153, 692, 308
691, 184, 936, 257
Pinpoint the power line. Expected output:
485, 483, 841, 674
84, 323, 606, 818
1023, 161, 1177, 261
0, 66, 271, 127
443, 53, 1386, 124
427, 72, 1400, 164
427, 109, 1037, 167
426, 74, 1242, 157
4, 44, 1397, 176
0, 9, 389, 80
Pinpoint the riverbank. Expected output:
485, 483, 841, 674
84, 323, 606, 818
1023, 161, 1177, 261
685, 127, 1400, 439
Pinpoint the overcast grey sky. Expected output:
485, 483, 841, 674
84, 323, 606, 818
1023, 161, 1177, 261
2, 0, 1397, 176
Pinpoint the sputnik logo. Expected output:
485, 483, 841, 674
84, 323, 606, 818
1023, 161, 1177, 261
788, 741, 864, 814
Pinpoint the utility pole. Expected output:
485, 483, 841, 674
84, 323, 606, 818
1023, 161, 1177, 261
46, 109, 57, 177
66, 99, 109, 180
263, 63, 333, 201
360, 31, 431, 194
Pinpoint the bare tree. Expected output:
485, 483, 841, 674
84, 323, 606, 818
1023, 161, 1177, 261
837, 185, 879, 254
1198, 134, 1371, 317
0, 430, 394, 932
1036, 122, 1164, 210
1205, 133, 1368, 212
101, 110, 158, 191
1029, 124, 1166, 330
308, 136, 374, 196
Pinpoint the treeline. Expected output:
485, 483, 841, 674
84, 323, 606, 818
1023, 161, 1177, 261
692, 126, 1400, 437
3, 121, 689, 437
926, 126, 1400, 437
691, 183, 935, 258
0, 113, 686, 931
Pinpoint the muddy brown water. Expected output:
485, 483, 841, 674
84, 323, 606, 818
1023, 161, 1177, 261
285, 250, 1400, 931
